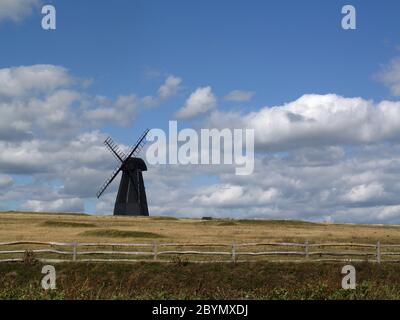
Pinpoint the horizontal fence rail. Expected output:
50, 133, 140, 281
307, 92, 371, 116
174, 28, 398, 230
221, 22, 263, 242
0, 240, 397, 264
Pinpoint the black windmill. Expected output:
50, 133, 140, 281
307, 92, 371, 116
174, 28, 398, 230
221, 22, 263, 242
97, 129, 150, 216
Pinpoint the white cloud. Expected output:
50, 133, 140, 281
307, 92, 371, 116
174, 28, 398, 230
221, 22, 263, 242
134, 111, 400, 223
23, 198, 85, 213
342, 183, 387, 203
190, 185, 280, 208
0, 0, 41, 23
0, 65, 71, 98
176, 86, 216, 119
0, 65, 186, 216
377, 58, 400, 96
0, 89, 82, 142
209, 94, 400, 151
0, 66, 182, 137
377, 205, 400, 221
224, 90, 255, 102
142, 75, 182, 107
147, 144, 400, 223
5, 63, 400, 223
83, 75, 182, 126
0, 131, 112, 175
158, 75, 182, 100
84, 94, 139, 127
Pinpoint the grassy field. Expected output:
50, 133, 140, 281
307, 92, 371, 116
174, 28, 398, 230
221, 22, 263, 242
2, 261, 400, 300
1, 211, 400, 300
1, 211, 400, 244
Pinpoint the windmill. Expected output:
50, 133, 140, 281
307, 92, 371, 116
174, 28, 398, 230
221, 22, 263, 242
97, 129, 150, 216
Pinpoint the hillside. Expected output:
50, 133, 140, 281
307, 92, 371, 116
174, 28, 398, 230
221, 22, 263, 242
2, 212, 400, 300
0, 211, 399, 244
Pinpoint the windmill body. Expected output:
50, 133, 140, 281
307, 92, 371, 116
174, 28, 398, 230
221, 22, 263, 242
114, 157, 149, 216
97, 129, 150, 216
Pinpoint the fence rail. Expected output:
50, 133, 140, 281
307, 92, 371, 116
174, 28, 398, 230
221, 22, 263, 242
0, 240, 397, 264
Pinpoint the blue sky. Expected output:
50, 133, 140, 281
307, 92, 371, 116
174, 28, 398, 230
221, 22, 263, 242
3, 0, 400, 120
2, 0, 400, 223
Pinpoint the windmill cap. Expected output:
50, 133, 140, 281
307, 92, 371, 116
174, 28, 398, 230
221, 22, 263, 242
125, 157, 147, 171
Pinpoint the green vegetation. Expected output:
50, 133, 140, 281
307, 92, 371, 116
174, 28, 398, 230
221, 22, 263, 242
217, 221, 237, 226
150, 216, 179, 221
41, 221, 97, 228
1, 211, 89, 217
236, 219, 320, 227
1, 262, 400, 300
201, 219, 321, 228
80, 229, 164, 239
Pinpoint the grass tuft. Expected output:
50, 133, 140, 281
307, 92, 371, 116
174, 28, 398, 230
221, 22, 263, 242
80, 229, 164, 239
151, 216, 179, 221
41, 221, 97, 228
217, 221, 237, 226
236, 219, 319, 227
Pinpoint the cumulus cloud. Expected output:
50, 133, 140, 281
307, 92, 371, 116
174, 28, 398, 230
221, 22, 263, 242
0, 65, 183, 214
158, 75, 182, 100
342, 182, 387, 204
138, 92, 400, 223
176, 86, 216, 119
0, 65, 71, 98
0, 91, 81, 142
84, 75, 182, 126
142, 75, 182, 107
84, 94, 140, 127
0, 65, 182, 137
209, 94, 400, 151
0, 130, 115, 176
0, 65, 86, 142
224, 90, 255, 102
140, 143, 400, 223
377, 58, 400, 96
0, 0, 41, 23
190, 185, 280, 208
5, 63, 400, 223
23, 198, 85, 213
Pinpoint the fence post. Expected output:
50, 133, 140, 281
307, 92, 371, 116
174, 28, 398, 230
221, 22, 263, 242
376, 241, 381, 264
232, 241, 237, 263
153, 241, 158, 261
72, 242, 78, 262
305, 240, 309, 259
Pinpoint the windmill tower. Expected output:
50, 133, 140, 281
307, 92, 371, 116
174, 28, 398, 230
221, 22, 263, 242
96, 129, 150, 216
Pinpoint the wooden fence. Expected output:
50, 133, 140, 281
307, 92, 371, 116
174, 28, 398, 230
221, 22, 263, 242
0, 240, 398, 263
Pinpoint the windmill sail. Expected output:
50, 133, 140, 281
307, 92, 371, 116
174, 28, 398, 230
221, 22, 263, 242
104, 137, 126, 162
123, 129, 150, 161
96, 166, 121, 199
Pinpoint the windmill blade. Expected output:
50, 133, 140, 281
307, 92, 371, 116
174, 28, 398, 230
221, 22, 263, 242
124, 129, 150, 161
96, 166, 122, 198
104, 137, 126, 163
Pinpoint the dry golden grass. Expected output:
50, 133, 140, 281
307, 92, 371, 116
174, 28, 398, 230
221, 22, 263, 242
1, 211, 400, 244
